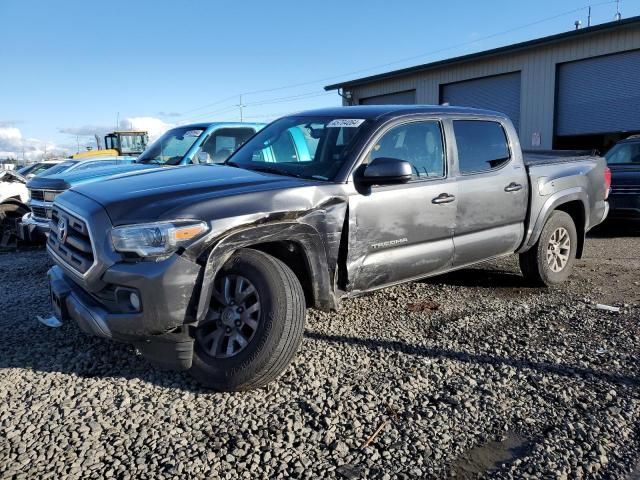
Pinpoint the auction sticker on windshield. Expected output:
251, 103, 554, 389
184, 129, 204, 137
327, 119, 365, 128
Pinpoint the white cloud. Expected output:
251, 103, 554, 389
0, 126, 67, 161
0, 116, 175, 162
59, 125, 111, 137
119, 117, 173, 141
58, 116, 174, 145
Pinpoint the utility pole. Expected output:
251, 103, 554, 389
615, 0, 622, 20
587, 6, 591, 27
236, 94, 246, 122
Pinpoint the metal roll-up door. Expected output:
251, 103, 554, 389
359, 90, 416, 105
441, 72, 521, 132
556, 50, 640, 136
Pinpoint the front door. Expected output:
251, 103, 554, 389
449, 119, 528, 267
348, 119, 457, 292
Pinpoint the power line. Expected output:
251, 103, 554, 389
176, 1, 621, 115
180, 91, 334, 123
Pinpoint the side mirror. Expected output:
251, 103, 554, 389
196, 151, 212, 164
359, 157, 412, 185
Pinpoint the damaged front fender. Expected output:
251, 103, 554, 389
194, 211, 345, 323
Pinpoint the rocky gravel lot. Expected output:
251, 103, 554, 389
1, 223, 639, 479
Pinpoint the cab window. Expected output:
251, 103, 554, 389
367, 121, 445, 179
453, 120, 510, 174
606, 142, 640, 164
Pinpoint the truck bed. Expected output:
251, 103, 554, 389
523, 150, 600, 167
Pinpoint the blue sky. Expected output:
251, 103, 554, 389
1, 0, 639, 159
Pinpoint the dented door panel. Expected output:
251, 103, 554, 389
347, 179, 456, 292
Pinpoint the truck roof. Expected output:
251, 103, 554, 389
287, 105, 505, 120
176, 122, 265, 130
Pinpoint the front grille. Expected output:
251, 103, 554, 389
30, 189, 45, 201
47, 205, 95, 275
31, 206, 49, 220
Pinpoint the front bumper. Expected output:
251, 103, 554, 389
17, 212, 49, 242
47, 253, 202, 370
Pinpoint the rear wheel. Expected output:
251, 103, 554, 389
190, 248, 306, 391
0, 203, 28, 248
519, 210, 577, 286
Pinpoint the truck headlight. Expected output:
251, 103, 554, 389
111, 220, 209, 257
43, 191, 59, 202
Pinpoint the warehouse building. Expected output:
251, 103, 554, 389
325, 16, 640, 152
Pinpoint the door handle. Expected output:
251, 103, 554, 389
432, 193, 456, 204
504, 182, 523, 192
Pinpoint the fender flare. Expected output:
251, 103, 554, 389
519, 187, 589, 253
195, 221, 336, 322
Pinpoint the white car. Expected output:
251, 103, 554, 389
1, 157, 136, 246
0, 161, 72, 246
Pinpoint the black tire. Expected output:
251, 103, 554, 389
0, 203, 28, 248
519, 210, 578, 286
190, 248, 306, 391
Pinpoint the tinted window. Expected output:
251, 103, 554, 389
367, 121, 445, 179
38, 161, 77, 176
453, 121, 510, 174
605, 142, 640, 164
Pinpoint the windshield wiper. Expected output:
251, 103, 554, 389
245, 165, 304, 179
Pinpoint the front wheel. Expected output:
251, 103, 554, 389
0, 203, 28, 248
519, 210, 578, 286
190, 248, 306, 391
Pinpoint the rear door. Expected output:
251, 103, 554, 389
348, 118, 457, 292
449, 119, 528, 267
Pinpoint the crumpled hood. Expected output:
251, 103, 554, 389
0, 170, 26, 184
69, 164, 318, 225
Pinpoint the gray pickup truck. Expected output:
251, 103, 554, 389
46, 106, 610, 391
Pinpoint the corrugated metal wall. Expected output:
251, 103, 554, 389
556, 49, 640, 135
440, 72, 521, 131
360, 90, 416, 104
346, 23, 640, 149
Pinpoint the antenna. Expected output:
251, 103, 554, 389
587, 6, 592, 26
614, 0, 622, 20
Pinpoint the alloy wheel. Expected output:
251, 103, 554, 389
196, 274, 261, 359
546, 227, 571, 273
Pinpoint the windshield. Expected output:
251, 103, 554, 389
605, 142, 640, 165
225, 116, 372, 181
119, 133, 147, 155
24, 163, 57, 177
37, 161, 76, 176
137, 127, 204, 165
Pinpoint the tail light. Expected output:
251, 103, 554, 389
604, 166, 612, 199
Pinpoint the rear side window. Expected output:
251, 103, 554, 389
453, 120, 510, 174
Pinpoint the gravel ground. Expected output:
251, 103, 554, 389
1, 223, 639, 479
